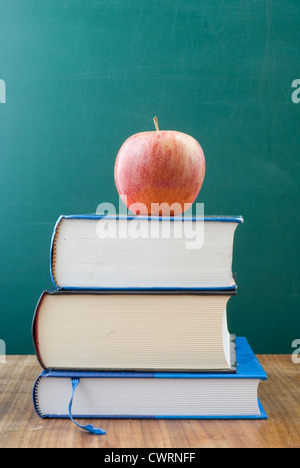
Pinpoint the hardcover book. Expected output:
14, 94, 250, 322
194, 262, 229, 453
32, 289, 237, 373
50, 214, 243, 291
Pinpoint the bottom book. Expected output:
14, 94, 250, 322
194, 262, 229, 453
33, 337, 267, 427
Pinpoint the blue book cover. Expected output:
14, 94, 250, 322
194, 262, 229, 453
33, 337, 267, 422
49, 214, 243, 291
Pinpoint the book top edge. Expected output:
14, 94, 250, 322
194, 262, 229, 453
46, 287, 238, 294
55, 214, 244, 224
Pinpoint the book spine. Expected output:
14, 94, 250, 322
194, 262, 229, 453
32, 375, 46, 419
31, 292, 48, 370
49, 216, 64, 290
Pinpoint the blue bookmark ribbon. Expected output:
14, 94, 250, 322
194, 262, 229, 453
68, 378, 106, 435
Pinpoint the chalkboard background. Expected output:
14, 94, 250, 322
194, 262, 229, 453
0, 1, 299, 354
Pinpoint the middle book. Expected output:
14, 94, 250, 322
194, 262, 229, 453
32, 289, 236, 373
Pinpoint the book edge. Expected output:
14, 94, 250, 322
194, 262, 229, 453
33, 337, 266, 379
55, 214, 244, 223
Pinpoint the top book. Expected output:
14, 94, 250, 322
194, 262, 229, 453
50, 215, 243, 291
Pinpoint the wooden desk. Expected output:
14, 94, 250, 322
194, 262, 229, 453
0, 355, 299, 448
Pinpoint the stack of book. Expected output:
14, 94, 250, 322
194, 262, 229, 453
32, 214, 267, 434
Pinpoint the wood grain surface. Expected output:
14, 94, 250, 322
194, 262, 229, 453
0, 355, 299, 448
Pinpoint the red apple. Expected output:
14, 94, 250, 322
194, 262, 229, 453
114, 117, 205, 216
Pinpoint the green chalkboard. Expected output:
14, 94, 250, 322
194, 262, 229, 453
0, 1, 299, 354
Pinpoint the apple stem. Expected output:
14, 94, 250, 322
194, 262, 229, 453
153, 116, 159, 131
